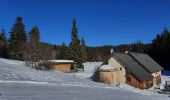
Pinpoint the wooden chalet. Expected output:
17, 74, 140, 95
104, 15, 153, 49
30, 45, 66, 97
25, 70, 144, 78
111, 52, 154, 89
128, 52, 163, 85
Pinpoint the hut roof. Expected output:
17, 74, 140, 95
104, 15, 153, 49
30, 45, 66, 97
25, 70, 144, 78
129, 52, 163, 73
47, 60, 75, 64
112, 52, 153, 81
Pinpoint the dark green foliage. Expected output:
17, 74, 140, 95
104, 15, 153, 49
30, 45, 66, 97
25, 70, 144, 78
86, 43, 150, 63
38, 42, 54, 60
81, 38, 87, 63
0, 29, 8, 58
8, 16, 27, 60
0, 29, 7, 45
8, 30, 17, 59
69, 18, 82, 68
131, 40, 150, 53
147, 28, 170, 70
29, 26, 40, 44
58, 42, 69, 59
86, 46, 113, 62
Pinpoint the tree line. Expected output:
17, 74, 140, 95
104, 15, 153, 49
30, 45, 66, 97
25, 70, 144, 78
0, 17, 87, 70
0, 16, 170, 70
147, 28, 170, 70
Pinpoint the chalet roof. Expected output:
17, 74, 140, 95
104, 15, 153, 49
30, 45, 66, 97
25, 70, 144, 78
47, 60, 75, 64
129, 52, 163, 73
112, 52, 153, 81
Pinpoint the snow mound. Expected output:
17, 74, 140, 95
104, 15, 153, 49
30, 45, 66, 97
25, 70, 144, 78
99, 65, 115, 71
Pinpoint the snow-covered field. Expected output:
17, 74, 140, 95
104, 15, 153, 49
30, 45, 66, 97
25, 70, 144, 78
0, 58, 169, 100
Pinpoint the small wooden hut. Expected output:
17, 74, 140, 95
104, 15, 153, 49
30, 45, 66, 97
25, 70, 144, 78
47, 60, 76, 72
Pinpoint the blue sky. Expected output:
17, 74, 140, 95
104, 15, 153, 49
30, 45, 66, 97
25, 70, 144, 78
0, 0, 170, 46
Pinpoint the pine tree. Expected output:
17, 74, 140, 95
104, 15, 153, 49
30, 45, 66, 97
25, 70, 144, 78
131, 40, 144, 52
69, 18, 82, 68
8, 31, 17, 59
0, 29, 8, 58
9, 16, 27, 60
58, 42, 69, 59
29, 26, 40, 44
81, 37, 87, 63
161, 28, 170, 49
0, 29, 7, 45
149, 27, 170, 70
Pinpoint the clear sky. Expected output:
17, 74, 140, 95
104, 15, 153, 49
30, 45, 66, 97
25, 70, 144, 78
0, 0, 170, 46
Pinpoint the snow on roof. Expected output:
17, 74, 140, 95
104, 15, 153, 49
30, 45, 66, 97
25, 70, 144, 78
47, 60, 74, 63
99, 65, 115, 71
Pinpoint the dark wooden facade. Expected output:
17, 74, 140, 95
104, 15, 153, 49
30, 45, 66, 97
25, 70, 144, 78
155, 75, 161, 85
126, 74, 153, 90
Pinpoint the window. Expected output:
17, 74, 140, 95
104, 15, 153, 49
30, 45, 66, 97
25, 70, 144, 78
120, 67, 122, 70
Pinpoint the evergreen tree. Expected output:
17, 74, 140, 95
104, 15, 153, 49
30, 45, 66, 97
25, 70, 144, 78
9, 16, 27, 60
0, 29, 8, 58
25, 26, 40, 68
149, 27, 170, 70
81, 37, 87, 63
69, 18, 82, 68
58, 42, 69, 59
131, 40, 145, 52
161, 28, 170, 49
0, 29, 7, 45
29, 26, 40, 44
8, 30, 17, 59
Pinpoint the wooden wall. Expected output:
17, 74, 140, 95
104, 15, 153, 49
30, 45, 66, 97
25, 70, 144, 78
152, 71, 162, 85
51, 64, 72, 72
98, 71, 117, 84
155, 75, 161, 85
126, 75, 153, 90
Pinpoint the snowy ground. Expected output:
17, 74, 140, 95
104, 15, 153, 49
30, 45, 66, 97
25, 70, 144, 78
0, 58, 169, 100
1, 82, 169, 100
